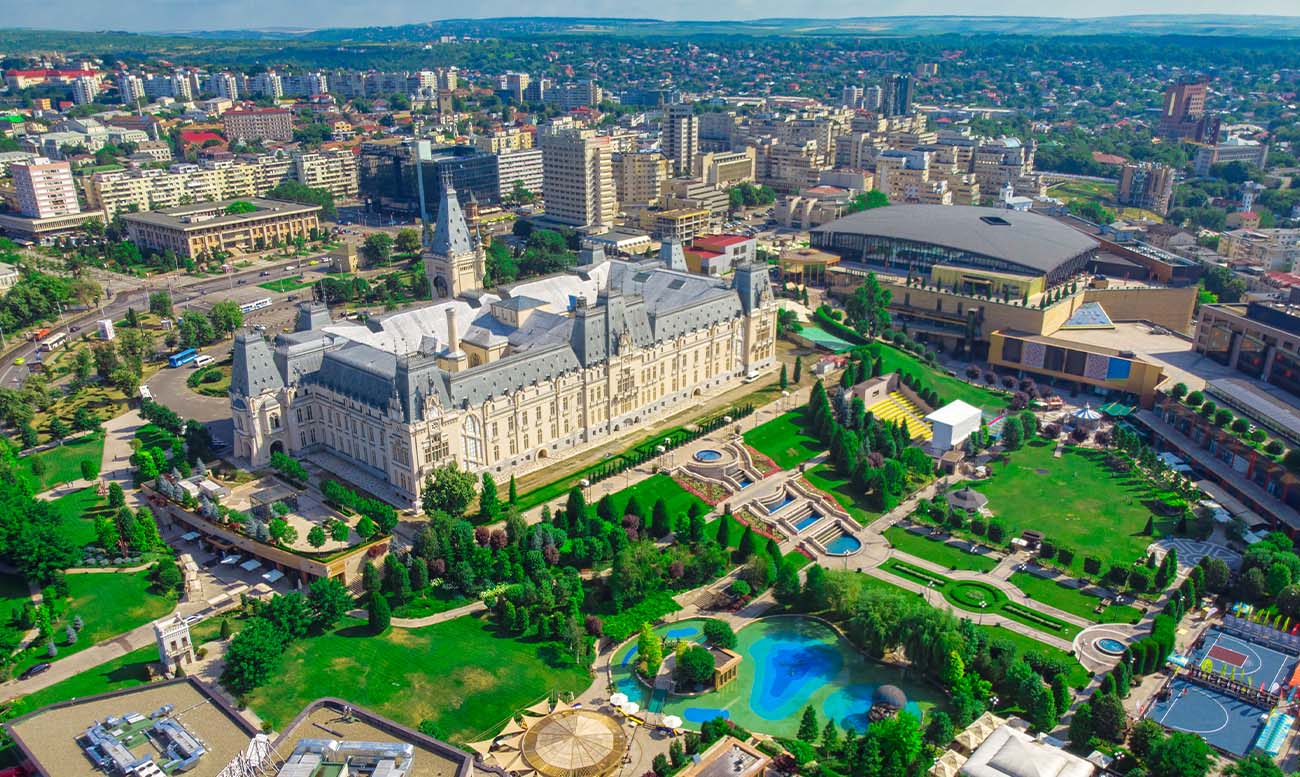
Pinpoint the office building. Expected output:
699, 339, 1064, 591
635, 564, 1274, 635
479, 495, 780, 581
122, 198, 320, 258
222, 108, 293, 142
1117, 162, 1176, 216
230, 182, 776, 506
10, 156, 80, 218
1157, 78, 1219, 143
695, 149, 756, 188
539, 127, 617, 229
698, 112, 741, 152
495, 147, 545, 200
1193, 136, 1269, 176
662, 102, 699, 176
614, 151, 670, 207
882, 74, 913, 117
358, 140, 500, 220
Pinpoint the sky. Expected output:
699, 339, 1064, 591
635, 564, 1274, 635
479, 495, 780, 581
6, 0, 1300, 33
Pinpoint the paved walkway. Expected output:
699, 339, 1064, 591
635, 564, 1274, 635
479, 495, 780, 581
344, 599, 488, 629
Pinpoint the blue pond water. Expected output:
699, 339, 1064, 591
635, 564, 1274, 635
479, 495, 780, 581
793, 512, 823, 532
764, 494, 794, 514
826, 533, 862, 555
666, 624, 703, 640
824, 685, 925, 734
738, 477, 754, 489
747, 630, 844, 721
684, 707, 730, 722
695, 449, 723, 462
1096, 638, 1126, 655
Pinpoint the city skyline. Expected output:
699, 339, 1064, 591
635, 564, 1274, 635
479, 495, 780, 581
5, 3, 1300, 33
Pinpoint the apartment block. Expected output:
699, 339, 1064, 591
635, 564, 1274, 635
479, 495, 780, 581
293, 150, 359, 198
222, 108, 293, 142
1219, 229, 1300, 271
1117, 162, 1176, 216
495, 148, 545, 200
86, 153, 301, 216
71, 76, 100, 106
662, 102, 699, 176
475, 128, 534, 153
10, 157, 80, 218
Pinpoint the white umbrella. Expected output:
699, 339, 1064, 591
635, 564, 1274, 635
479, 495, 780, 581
662, 715, 683, 729
620, 702, 640, 716
609, 693, 629, 707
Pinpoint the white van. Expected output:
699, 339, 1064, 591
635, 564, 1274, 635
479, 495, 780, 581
193, 355, 215, 368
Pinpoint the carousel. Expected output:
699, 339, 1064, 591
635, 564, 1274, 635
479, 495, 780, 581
467, 700, 630, 777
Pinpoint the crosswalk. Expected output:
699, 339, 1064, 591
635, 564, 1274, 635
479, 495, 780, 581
865, 391, 934, 442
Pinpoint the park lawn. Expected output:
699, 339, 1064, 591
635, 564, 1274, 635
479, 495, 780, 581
871, 343, 1008, 412
18, 433, 105, 492
258, 276, 314, 293
4, 645, 158, 719
46, 487, 111, 548
883, 526, 998, 572
743, 410, 821, 470
604, 472, 708, 519
0, 573, 30, 611
1009, 571, 1144, 625
14, 572, 173, 674
966, 442, 1171, 575
831, 570, 1091, 688
803, 463, 882, 525
246, 615, 591, 741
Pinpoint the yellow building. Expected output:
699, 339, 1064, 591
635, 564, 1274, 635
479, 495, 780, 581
987, 330, 1166, 407
122, 198, 320, 258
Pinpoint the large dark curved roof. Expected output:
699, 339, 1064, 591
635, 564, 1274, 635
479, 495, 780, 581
812, 205, 1098, 275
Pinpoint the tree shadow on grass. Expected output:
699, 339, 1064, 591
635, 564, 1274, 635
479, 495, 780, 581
105, 661, 153, 683
336, 623, 374, 639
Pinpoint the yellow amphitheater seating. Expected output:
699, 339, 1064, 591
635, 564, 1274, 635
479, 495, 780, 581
863, 391, 934, 442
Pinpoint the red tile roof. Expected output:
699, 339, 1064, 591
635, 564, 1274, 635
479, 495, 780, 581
693, 234, 752, 250
180, 130, 225, 145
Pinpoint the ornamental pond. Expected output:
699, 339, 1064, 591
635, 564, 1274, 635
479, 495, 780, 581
610, 616, 941, 737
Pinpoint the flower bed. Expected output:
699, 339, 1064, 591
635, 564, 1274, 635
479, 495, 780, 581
745, 446, 782, 478
673, 472, 731, 506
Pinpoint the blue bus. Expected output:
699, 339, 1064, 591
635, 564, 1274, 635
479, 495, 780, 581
168, 348, 198, 368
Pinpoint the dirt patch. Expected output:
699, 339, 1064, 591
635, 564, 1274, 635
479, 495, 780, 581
451, 665, 498, 695
329, 655, 360, 673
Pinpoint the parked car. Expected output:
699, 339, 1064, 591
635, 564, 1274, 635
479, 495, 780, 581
19, 663, 51, 680
260, 270, 271, 277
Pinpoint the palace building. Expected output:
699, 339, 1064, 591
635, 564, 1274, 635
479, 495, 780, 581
230, 182, 777, 507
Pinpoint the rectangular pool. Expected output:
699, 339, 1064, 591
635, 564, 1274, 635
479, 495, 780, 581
793, 512, 823, 532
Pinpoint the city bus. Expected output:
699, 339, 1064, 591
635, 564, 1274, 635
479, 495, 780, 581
240, 297, 273, 314
38, 332, 67, 351
168, 348, 199, 368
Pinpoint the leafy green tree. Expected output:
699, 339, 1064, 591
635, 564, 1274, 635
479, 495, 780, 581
395, 228, 421, 255
307, 525, 327, 548
1224, 752, 1287, 777
1147, 732, 1211, 777
703, 619, 736, 649
208, 300, 244, 336
479, 472, 499, 522
421, 463, 477, 517
148, 291, 173, 318
1090, 692, 1128, 743
1068, 702, 1093, 747
48, 417, 70, 443
220, 618, 286, 695
329, 519, 350, 543
844, 272, 892, 338
306, 577, 352, 630
674, 645, 715, 685
637, 622, 664, 677
363, 233, 394, 266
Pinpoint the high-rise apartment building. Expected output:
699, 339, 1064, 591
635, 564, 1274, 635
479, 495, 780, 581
222, 108, 294, 142
614, 151, 670, 207
862, 85, 883, 112
1157, 78, 1219, 143
841, 85, 864, 109
539, 127, 617, 229
118, 74, 146, 106
209, 73, 240, 100
882, 74, 913, 118
248, 72, 283, 99
71, 76, 100, 106
1117, 162, 1176, 216
504, 72, 531, 104
293, 150, 360, 198
11, 157, 80, 218
662, 102, 699, 176
475, 128, 534, 153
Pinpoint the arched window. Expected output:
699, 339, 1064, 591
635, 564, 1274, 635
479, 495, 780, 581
463, 414, 484, 468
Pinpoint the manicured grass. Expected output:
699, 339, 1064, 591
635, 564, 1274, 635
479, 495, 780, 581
392, 591, 473, 619
966, 442, 1172, 575
883, 526, 998, 572
1009, 571, 1144, 625
245, 615, 591, 741
803, 463, 882, 524
871, 343, 1008, 412
14, 571, 174, 674
598, 472, 708, 522
829, 570, 1091, 688
709, 514, 749, 548
17, 433, 105, 492
258, 276, 314, 293
46, 487, 111, 549
5, 645, 157, 719
743, 410, 821, 469
880, 558, 1082, 640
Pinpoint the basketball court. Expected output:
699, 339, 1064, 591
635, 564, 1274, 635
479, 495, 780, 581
1190, 627, 1296, 693
1146, 677, 1268, 756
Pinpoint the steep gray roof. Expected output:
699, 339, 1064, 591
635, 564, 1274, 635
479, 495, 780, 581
231, 332, 283, 397
446, 344, 580, 408
309, 343, 397, 408
430, 183, 473, 257
812, 205, 1098, 275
